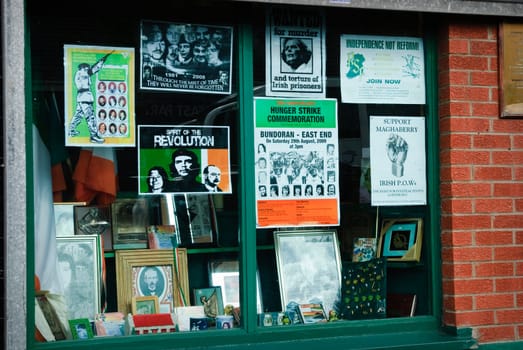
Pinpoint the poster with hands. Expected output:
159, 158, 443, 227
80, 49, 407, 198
369, 116, 426, 206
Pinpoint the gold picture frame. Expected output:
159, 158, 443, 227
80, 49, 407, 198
377, 218, 423, 262
132, 295, 160, 315
116, 249, 189, 315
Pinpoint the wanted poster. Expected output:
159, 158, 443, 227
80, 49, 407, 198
266, 7, 326, 98
254, 97, 340, 228
138, 125, 231, 195
369, 116, 427, 206
140, 20, 233, 95
340, 34, 425, 104
64, 45, 135, 147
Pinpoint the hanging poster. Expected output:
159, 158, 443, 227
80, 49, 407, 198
265, 7, 326, 98
64, 45, 135, 147
140, 20, 233, 95
369, 116, 426, 206
138, 125, 231, 195
340, 35, 425, 104
254, 97, 339, 228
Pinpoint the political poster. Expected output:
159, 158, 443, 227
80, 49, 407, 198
254, 97, 339, 228
64, 45, 135, 147
369, 116, 426, 206
265, 7, 326, 98
140, 20, 233, 95
340, 34, 425, 104
138, 125, 231, 195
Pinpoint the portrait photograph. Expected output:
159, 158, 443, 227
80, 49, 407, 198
54, 202, 87, 237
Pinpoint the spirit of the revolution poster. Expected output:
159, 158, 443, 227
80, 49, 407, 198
340, 34, 425, 104
266, 7, 326, 98
64, 45, 135, 147
254, 97, 339, 228
138, 125, 231, 195
140, 20, 233, 95
369, 116, 426, 206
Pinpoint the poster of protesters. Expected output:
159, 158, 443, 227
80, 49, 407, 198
140, 20, 233, 95
138, 125, 231, 195
64, 45, 135, 147
369, 115, 427, 206
340, 34, 425, 104
265, 7, 326, 98
254, 97, 340, 228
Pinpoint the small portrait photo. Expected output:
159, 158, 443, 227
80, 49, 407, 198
118, 82, 127, 94
69, 318, 94, 339
118, 123, 128, 135
109, 123, 117, 134
118, 96, 127, 108
132, 295, 160, 315
109, 109, 117, 120
108, 81, 117, 93
280, 37, 313, 74
97, 81, 106, 93
137, 266, 166, 297
98, 122, 107, 134
98, 95, 106, 107
108, 96, 117, 107
119, 110, 127, 120
98, 109, 107, 120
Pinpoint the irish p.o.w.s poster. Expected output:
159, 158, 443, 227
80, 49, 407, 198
266, 7, 326, 98
138, 125, 231, 195
369, 116, 426, 206
140, 20, 233, 95
254, 98, 339, 228
340, 34, 425, 104
64, 45, 135, 147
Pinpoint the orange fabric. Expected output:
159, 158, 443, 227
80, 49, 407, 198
73, 149, 117, 205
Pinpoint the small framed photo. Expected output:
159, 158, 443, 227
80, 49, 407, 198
56, 235, 101, 320
298, 303, 328, 324
147, 225, 180, 249
193, 286, 224, 318
111, 198, 150, 249
378, 218, 423, 262
274, 230, 342, 314
115, 249, 189, 315
54, 202, 87, 236
69, 318, 94, 339
185, 194, 218, 245
74, 204, 112, 251
132, 295, 160, 315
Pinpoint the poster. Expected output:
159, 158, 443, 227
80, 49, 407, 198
254, 97, 339, 228
138, 125, 231, 195
265, 7, 326, 98
64, 45, 135, 147
340, 34, 425, 104
140, 20, 233, 95
369, 116, 426, 206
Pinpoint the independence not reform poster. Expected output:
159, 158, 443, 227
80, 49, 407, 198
369, 116, 426, 206
266, 7, 326, 98
254, 98, 339, 228
340, 34, 425, 104
138, 125, 231, 195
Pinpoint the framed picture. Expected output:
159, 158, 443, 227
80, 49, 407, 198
147, 225, 180, 249
115, 249, 189, 315
69, 318, 94, 339
35, 293, 66, 340
74, 204, 113, 251
111, 198, 150, 249
185, 194, 218, 245
298, 303, 328, 324
274, 230, 342, 314
56, 235, 101, 321
132, 295, 160, 315
378, 218, 423, 262
54, 202, 87, 237
208, 259, 263, 313
193, 287, 224, 318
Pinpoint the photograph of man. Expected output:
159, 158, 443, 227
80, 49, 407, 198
259, 185, 267, 197
280, 37, 313, 73
203, 165, 223, 192
293, 185, 302, 196
167, 149, 207, 192
327, 184, 336, 196
139, 266, 165, 297
147, 166, 169, 193
75, 323, 89, 339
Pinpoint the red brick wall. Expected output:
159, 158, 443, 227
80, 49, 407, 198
438, 19, 523, 344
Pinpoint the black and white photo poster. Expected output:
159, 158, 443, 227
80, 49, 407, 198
266, 7, 326, 98
140, 20, 233, 94
369, 116, 426, 206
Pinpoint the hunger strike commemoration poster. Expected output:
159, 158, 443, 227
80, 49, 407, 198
254, 98, 340, 228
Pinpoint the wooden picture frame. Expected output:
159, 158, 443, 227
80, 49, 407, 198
74, 204, 113, 251
111, 198, 150, 249
69, 318, 94, 339
274, 230, 342, 314
56, 235, 101, 321
378, 218, 423, 262
54, 202, 87, 237
193, 286, 224, 318
132, 295, 160, 315
116, 249, 189, 315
